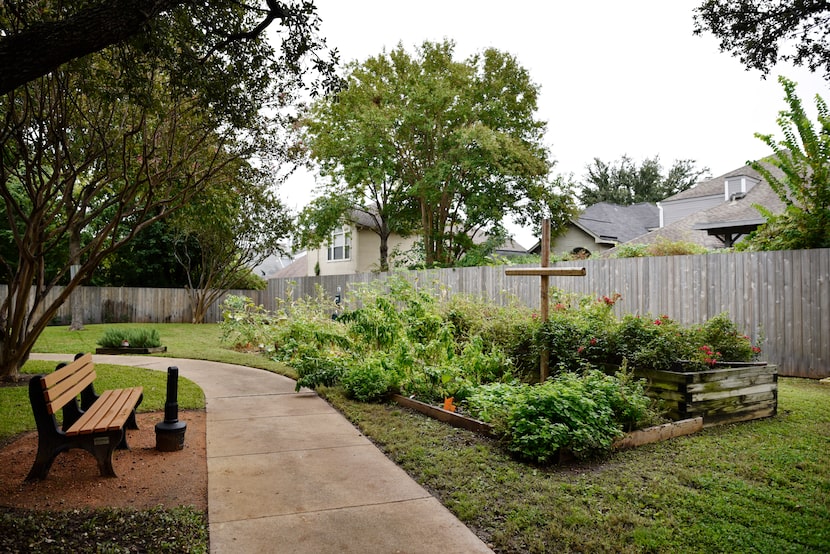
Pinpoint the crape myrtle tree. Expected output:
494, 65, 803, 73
170, 162, 292, 323
694, 0, 830, 80
739, 76, 830, 250
0, 1, 337, 381
300, 40, 553, 268
579, 155, 709, 206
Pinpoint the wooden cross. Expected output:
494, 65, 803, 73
505, 218, 586, 382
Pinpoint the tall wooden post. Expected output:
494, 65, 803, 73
505, 217, 586, 383
539, 219, 551, 381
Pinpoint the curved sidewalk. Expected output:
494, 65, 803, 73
32, 354, 493, 554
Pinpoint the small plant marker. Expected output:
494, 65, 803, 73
505, 218, 586, 382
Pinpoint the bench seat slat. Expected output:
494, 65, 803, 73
66, 387, 143, 436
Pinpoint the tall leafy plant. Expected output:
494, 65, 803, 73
743, 76, 830, 250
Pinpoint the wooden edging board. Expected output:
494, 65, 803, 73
393, 394, 704, 451
611, 417, 703, 450
391, 394, 495, 436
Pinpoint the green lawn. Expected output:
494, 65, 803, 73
321, 378, 830, 553
2, 323, 828, 553
33, 322, 296, 378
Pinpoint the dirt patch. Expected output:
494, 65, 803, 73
0, 411, 207, 511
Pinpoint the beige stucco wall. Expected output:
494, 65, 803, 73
305, 226, 419, 276
551, 226, 613, 257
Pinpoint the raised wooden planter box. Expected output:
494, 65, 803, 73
393, 395, 703, 449
94, 346, 167, 355
634, 363, 777, 427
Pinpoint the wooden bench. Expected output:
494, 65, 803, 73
26, 353, 143, 481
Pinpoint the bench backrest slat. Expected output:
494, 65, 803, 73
40, 353, 97, 415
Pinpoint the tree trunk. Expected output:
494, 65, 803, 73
69, 224, 85, 331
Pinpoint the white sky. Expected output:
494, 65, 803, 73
278, 0, 829, 247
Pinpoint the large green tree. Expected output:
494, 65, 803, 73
579, 155, 709, 206
301, 40, 552, 268
694, 1, 830, 80
739, 76, 830, 250
0, 2, 332, 380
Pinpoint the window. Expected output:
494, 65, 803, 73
327, 225, 351, 261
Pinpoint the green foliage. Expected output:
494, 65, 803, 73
613, 314, 692, 371
96, 328, 161, 349
694, 1, 830, 80
219, 295, 275, 350
496, 370, 654, 463
302, 39, 552, 267
614, 239, 709, 258
740, 76, 830, 250
341, 358, 400, 402
580, 155, 708, 206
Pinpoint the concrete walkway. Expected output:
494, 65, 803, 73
32, 354, 493, 554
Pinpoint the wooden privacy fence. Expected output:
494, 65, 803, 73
2, 249, 827, 378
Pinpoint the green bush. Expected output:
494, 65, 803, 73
341, 358, 400, 402
503, 370, 655, 463
614, 239, 709, 258
97, 328, 161, 348
465, 370, 659, 463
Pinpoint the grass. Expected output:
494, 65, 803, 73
2, 323, 828, 552
34, 322, 296, 377
320, 378, 830, 553
0, 361, 205, 442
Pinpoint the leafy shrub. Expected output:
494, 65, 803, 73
613, 243, 648, 258
97, 328, 161, 348
465, 370, 659, 463
613, 314, 693, 371
219, 294, 274, 350
614, 239, 708, 258
696, 312, 757, 362
341, 358, 400, 402
503, 370, 650, 463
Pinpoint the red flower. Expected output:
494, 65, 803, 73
590, 338, 598, 346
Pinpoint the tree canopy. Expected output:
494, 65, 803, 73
300, 40, 555, 268
738, 76, 830, 250
0, 0, 340, 96
578, 155, 709, 206
0, 1, 333, 379
694, 0, 830, 80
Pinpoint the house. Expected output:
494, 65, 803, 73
300, 211, 528, 277
615, 162, 786, 249
530, 202, 659, 257
303, 210, 419, 276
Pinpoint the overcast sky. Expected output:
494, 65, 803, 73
279, 0, 829, 247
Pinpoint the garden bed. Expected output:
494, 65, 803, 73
94, 346, 167, 355
393, 394, 704, 450
634, 363, 777, 426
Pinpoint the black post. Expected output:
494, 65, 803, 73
155, 366, 187, 451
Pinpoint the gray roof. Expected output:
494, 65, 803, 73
612, 161, 787, 250
270, 254, 309, 278
573, 202, 659, 243
663, 162, 781, 202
